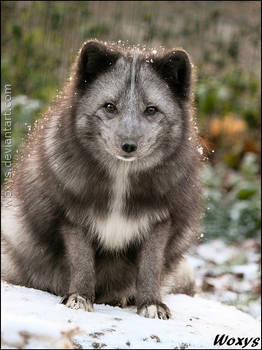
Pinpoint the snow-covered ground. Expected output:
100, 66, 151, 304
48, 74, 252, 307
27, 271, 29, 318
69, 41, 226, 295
188, 238, 261, 320
2, 237, 260, 349
1, 281, 261, 349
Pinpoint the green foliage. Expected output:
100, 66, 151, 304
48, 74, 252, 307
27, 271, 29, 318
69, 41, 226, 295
81, 24, 109, 39
1, 95, 43, 183
196, 71, 261, 130
2, 20, 59, 101
201, 153, 261, 242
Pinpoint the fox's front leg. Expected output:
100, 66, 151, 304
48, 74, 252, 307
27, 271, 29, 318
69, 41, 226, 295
136, 220, 172, 320
60, 224, 95, 312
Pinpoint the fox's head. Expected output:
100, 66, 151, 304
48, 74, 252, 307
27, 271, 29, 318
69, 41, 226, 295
70, 40, 194, 169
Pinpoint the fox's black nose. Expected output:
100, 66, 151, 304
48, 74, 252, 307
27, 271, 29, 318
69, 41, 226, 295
121, 141, 137, 153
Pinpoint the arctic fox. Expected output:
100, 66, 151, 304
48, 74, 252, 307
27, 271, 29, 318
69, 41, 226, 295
1, 40, 201, 319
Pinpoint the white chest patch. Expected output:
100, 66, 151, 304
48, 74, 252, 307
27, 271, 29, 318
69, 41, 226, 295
90, 164, 169, 250
94, 210, 150, 250
90, 164, 145, 250
89, 164, 163, 250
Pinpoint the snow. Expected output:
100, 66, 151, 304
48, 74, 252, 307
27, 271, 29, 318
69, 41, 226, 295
231, 263, 258, 279
1, 281, 261, 349
194, 240, 239, 265
187, 239, 261, 321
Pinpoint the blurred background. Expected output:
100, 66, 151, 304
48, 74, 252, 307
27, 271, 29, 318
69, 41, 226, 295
1, 1, 261, 318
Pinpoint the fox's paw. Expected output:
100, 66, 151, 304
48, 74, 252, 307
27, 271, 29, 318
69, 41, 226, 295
60, 293, 93, 312
137, 302, 172, 320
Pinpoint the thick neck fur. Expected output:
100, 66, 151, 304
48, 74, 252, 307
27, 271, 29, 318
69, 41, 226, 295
8, 42, 201, 253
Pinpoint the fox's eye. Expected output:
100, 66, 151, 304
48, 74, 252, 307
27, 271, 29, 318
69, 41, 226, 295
105, 103, 117, 113
145, 106, 157, 115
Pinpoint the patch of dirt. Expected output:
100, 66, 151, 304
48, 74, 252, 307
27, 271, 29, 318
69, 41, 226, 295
150, 335, 161, 343
92, 342, 107, 349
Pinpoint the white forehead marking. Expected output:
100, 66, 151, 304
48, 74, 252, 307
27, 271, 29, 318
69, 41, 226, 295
125, 52, 140, 131
130, 53, 138, 98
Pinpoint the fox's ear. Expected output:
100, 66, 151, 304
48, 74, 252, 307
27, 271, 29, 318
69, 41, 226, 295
152, 49, 192, 100
74, 40, 120, 91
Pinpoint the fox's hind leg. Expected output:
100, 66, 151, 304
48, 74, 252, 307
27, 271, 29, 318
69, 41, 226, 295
160, 258, 195, 298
